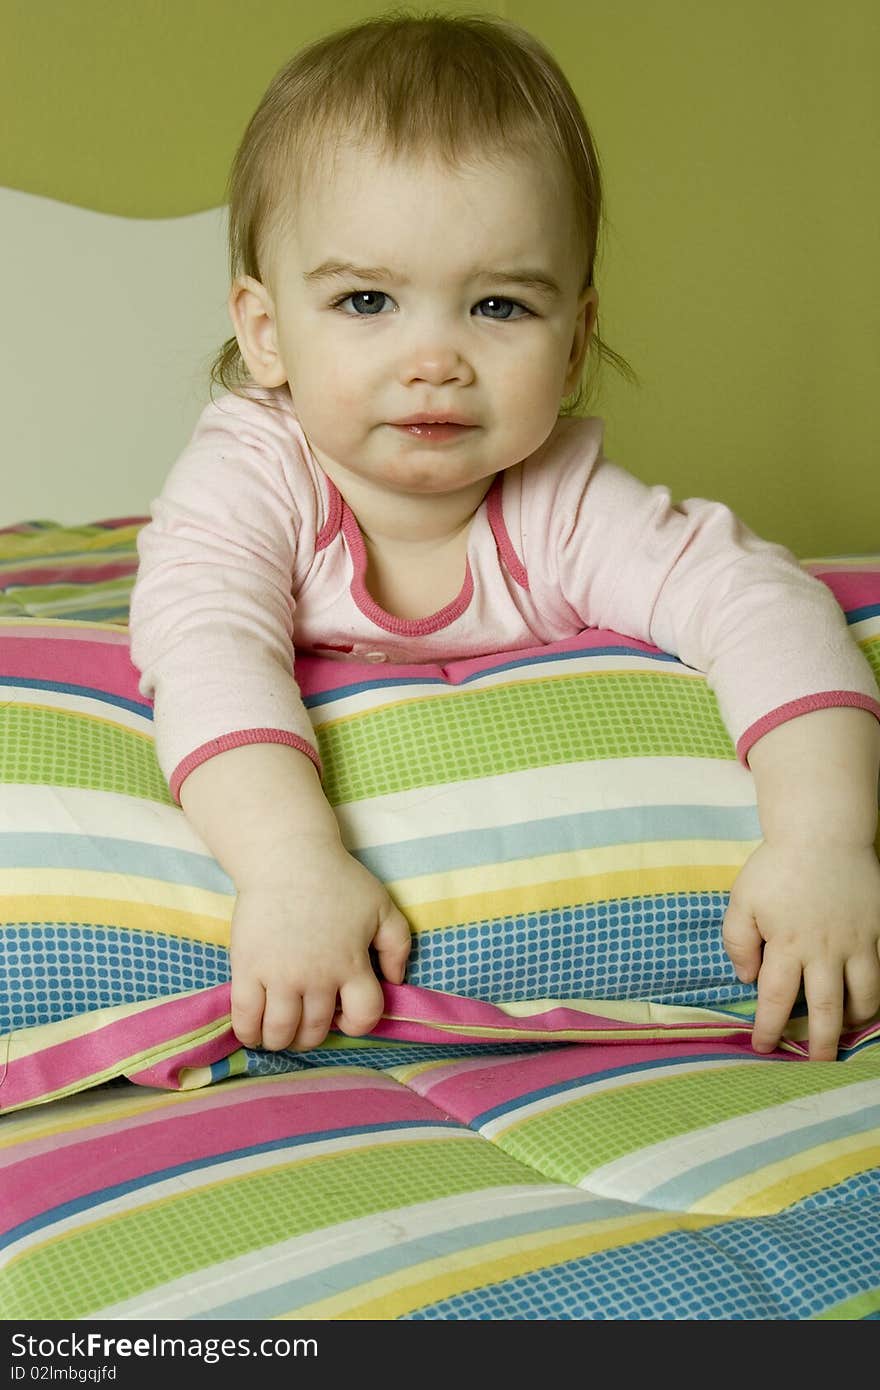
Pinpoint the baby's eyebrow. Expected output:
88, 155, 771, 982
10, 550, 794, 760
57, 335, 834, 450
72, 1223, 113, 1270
303, 259, 563, 299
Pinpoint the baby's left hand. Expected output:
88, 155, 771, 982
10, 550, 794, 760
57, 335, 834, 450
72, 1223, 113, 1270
723, 842, 880, 1060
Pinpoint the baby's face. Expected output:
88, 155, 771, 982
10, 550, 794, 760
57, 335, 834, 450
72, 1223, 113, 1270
235, 140, 596, 499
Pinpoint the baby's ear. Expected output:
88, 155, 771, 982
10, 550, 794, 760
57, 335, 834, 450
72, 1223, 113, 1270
228, 276, 288, 388
563, 287, 599, 397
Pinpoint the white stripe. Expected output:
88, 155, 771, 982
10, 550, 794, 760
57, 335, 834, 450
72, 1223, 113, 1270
333, 755, 756, 849
88, 1182, 597, 1320
0, 684, 152, 733
0, 786, 205, 852
580, 1076, 880, 1204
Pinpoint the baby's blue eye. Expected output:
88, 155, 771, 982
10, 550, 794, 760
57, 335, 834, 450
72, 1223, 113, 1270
337, 290, 388, 315
331, 291, 531, 319
478, 297, 526, 320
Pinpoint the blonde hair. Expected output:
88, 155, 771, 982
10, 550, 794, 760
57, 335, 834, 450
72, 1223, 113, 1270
210, 6, 637, 414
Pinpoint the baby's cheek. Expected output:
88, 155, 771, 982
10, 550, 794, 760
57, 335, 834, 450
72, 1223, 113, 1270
295, 364, 362, 439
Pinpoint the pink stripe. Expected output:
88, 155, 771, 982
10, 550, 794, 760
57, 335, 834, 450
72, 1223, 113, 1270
0, 624, 131, 645
0, 985, 234, 1112
0, 1071, 385, 1172
406, 1038, 793, 1123
294, 627, 663, 699
372, 983, 749, 1043
0, 636, 145, 702
737, 691, 880, 766
486, 475, 528, 589
3, 1080, 438, 1236
0, 561, 137, 589
806, 567, 880, 607
169, 730, 322, 804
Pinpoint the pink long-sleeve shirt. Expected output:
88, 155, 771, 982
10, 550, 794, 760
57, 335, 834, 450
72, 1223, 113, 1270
129, 387, 880, 803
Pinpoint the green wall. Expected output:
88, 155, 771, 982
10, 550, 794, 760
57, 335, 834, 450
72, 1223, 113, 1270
4, 0, 878, 555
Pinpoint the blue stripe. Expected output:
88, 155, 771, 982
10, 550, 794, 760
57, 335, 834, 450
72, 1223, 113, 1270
354, 802, 761, 880
0, 833, 231, 890
192, 1194, 627, 1320
0, 676, 151, 717
644, 1103, 880, 1207
846, 603, 880, 624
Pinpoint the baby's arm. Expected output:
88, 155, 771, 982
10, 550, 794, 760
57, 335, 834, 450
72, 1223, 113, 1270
179, 741, 411, 1051
129, 395, 410, 1052
723, 706, 880, 1059
535, 428, 880, 1056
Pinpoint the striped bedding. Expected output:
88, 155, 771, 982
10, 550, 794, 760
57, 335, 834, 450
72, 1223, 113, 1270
1, 518, 880, 1319
3, 1044, 879, 1319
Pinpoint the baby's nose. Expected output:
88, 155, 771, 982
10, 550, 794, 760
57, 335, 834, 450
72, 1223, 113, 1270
401, 341, 474, 387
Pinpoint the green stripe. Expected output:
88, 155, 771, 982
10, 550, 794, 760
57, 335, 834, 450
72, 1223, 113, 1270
317, 672, 734, 805
4, 1133, 547, 1318
2, 577, 136, 616
0, 526, 141, 564
491, 1056, 880, 1186
0, 706, 171, 803
862, 633, 879, 682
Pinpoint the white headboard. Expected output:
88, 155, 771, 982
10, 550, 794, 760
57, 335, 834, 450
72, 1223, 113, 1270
1, 187, 231, 527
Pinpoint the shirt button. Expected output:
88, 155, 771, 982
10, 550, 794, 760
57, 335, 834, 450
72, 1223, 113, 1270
362, 650, 387, 663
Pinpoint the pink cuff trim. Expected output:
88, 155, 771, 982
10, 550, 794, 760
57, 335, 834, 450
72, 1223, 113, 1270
736, 691, 880, 768
170, 729, 322, 804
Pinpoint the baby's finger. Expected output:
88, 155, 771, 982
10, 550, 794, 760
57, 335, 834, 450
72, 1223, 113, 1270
374, 903, 412, 985
751, 954, 802, 1054
336, 971, 385, 1037
260, 989, 302, 1052
842, 956, 880, 1029
291, 992, 338, 1052
803, 964, 844, 1062
230, 977, 267, 1049
721, 898, 762, 983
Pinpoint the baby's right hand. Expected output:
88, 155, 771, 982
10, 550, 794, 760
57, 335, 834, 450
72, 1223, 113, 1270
228, 841, 412, 1053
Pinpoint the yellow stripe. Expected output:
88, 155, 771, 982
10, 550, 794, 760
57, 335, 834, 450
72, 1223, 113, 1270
698, 1137, 880, 1217
486, 995, 736, 1023
0, 526, 142, 561
390, 838, 757, 909
399, 864, 744, 933
385, 1018, 754, 1045
0, 891, 230, 942
284, 1209, 717, 1319
0, 617, 129, 633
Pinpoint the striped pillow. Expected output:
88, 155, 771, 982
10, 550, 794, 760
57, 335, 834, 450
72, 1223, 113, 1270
1, 520, 878, 1110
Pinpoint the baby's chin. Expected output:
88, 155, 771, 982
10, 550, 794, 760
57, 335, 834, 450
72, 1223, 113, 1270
372, 460, 498, 495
